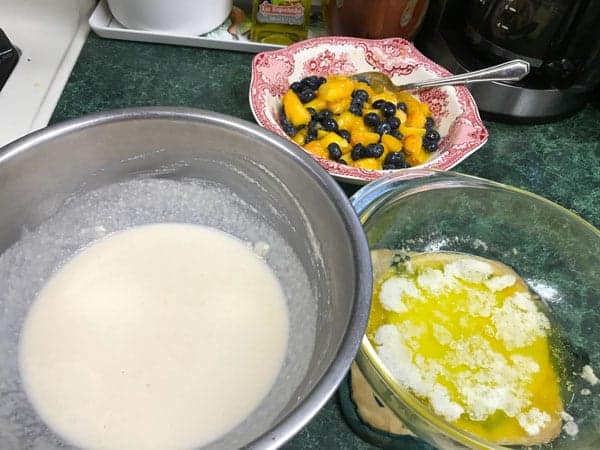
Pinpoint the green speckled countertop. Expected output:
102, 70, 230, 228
50, 34, 600, 450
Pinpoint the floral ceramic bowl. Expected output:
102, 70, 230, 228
249, 36, 489, 184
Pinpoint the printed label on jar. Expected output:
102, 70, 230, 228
256, 0, 305, 25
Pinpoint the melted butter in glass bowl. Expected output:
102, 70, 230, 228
351, 170, 600, 449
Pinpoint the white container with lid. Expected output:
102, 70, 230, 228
106, 0, 233, 35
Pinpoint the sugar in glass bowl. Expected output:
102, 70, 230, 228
350, 169, 600, 449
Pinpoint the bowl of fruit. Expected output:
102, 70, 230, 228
249, 36, 488, 184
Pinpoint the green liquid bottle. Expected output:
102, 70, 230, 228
251, 0, 312, 45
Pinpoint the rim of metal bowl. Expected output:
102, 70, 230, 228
0, 107, 374, 450
350, 168, 600, 450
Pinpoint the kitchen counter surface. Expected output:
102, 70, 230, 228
50, 33, 600, 449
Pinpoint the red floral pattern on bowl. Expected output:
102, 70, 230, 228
249, 36, 489, 184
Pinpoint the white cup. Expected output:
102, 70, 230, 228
106, 0, 233, 35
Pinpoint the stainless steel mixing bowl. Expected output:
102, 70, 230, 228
0, 108, 372, 449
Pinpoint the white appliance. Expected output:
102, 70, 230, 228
0, 0, 96, 147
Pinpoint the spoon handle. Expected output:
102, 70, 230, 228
399, 59, 530, 91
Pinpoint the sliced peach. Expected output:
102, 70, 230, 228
282, 90, 311, 127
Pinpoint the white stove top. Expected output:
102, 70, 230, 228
0, 0, 95, 147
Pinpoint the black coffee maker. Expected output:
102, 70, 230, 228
415, 0, 600, 122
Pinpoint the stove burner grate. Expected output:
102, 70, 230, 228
0, 28, 19, 92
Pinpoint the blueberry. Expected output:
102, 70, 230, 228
365, 143, 384, 158
306, 107, 317, 118
425, 129, 440, 142
308, 119, 320, 132
279, 114, 298, 137
349, 103, 363, 116
321, 117, 339, 132
338, 158, 348, 165
337, 129, 351, 141
423, 139, 438, 152
390, 129, 403, 139
301, 75, 326, 90
290, 81, 304, 94
376, 122, 391, 135
372, 99, 386, 109
352, 89, 369, 102
385, 152, 407, 168
350, 98, 364, 111
425, 117, 435, 129
380, 102, 396, 118
351, 144, 366, 160
304, 133, 316, 144
315, 109, 333, 122
305, 121, 319, 143
385, 151, 404, 164
382, 163, 396, 170
363, 112, 381, 128
298, 89, 316, 103
327, 143, 342, 160
387, 116, 401, 129
396, 102, 407, 112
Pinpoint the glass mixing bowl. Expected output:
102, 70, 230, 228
350, 169, 600, 449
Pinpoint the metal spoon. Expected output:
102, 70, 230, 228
353, 59, 530, 92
